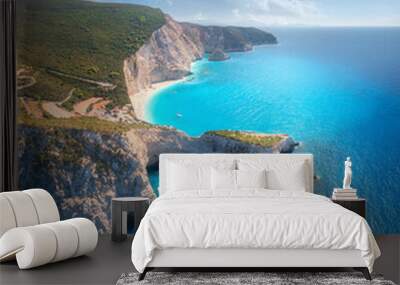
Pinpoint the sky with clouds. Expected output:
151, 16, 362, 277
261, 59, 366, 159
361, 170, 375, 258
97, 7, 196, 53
94, 0, 400, 27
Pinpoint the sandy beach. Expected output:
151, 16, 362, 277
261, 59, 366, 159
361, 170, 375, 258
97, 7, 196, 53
130, 78, 186, 122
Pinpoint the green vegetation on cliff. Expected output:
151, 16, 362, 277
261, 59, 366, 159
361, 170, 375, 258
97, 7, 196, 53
206, 130, 284, 148
218, 26, 277, 49
228, 26, 277, 45
17, 0, 165, 106
18, 112, 154, 134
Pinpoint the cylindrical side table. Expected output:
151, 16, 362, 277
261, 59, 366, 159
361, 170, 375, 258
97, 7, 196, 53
111, 197, 149, 242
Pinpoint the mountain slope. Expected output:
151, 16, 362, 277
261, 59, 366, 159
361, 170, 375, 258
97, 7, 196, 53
183, 23, 278, 52
17, 0, 165, 106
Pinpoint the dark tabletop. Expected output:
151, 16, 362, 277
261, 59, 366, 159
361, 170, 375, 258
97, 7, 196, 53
112, 197, 149, 202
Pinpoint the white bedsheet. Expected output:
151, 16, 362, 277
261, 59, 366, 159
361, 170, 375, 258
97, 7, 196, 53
131, 190, 380, 273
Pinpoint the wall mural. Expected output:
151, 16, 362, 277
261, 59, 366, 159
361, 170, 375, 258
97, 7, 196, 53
17, 0, 400, 233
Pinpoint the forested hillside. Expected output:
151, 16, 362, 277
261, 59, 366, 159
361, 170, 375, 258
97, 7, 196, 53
17, 0, 165, 107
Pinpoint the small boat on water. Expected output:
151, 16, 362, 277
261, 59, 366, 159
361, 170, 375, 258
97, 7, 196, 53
176, 112, 183, 118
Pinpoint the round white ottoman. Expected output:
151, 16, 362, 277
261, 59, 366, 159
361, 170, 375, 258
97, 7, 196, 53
0, 218, 98, 269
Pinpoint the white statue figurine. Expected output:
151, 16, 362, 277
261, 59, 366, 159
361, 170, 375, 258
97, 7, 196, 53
343, 157, 352, 189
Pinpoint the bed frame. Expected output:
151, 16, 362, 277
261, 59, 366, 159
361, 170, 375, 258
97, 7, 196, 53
139, 154, 371, 281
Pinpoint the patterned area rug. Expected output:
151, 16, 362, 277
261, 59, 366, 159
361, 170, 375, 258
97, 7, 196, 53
116, 272, 395, 285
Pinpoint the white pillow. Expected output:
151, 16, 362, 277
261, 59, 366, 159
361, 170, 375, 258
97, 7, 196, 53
238, 159, 308, 191
211, 168, 236, 190
266, 166, 306, 191
167, 162, 211, 191
236, 169, 267, 189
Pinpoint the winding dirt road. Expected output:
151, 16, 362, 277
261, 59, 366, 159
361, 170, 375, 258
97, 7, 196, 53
73, 97, 103, 115
47, 69, 116, 90
42, 102, 75, 118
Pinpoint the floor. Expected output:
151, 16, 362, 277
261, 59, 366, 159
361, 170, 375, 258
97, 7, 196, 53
0, 235, 134, 285
0, 235, 399, 285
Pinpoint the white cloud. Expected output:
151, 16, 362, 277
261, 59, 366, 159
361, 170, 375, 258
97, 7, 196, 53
193, 12, 207, 22
231, 0, 323, 26
232, 8, 240, 18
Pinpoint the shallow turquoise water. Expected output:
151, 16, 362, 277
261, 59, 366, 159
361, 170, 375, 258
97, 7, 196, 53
148, 169, 159, 196
147, 28, 400, 234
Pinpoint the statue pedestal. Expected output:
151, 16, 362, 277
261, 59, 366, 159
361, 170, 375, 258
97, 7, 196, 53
334, 188, 357, 192
332, 188, 358, 200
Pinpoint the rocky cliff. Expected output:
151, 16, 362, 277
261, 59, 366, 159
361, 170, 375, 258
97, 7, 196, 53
201, 131, 297, 154
124, 15, 203, 97
18, 124, 296, 232
18, 125, 155, 233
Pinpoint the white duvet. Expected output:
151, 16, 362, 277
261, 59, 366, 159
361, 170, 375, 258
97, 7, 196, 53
131, 190, 380, 273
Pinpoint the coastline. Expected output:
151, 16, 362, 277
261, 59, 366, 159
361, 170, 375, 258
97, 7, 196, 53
130, 78, 186, 122
129, 47, 268, 123
129, 59, 205, 123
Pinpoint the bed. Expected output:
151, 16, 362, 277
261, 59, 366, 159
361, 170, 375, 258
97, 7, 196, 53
131, 154, 380, 280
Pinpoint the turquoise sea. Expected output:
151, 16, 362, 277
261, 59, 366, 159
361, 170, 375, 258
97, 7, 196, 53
147, 28, 400, 234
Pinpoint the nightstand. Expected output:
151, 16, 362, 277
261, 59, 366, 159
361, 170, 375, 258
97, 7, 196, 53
111, 197, 150, 242
332, 198, 366, 218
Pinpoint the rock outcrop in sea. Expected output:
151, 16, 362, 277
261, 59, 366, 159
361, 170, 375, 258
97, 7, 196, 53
208, 49, 230, 61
